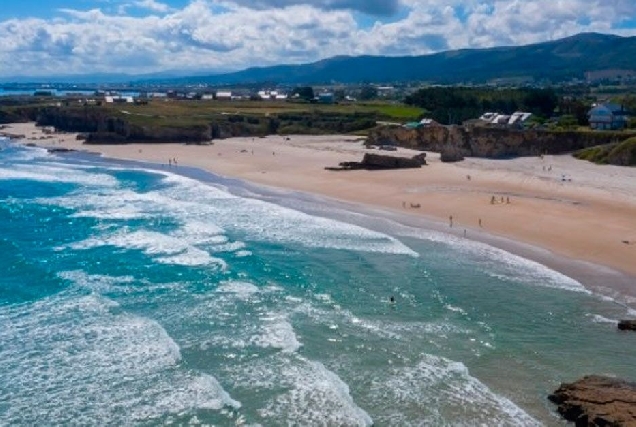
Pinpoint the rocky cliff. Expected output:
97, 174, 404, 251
367, 125, 628, 159
35, 107, 216, 144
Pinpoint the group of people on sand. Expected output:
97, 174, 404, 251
402, 201, 421, 208
168, 157, 178, 166
491, 195, 510, 205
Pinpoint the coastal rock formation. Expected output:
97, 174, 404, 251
367, 124, 626, 159
34, 108, 214, 144
32, 107, 274, 144
548, 375, 636, 426
440, 145, 465, 162
327, 152, 427, 170
618, 320, 636, 331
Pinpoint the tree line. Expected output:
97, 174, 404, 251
403, 87, 560, 125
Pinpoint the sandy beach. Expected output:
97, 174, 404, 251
5, 122, 636, 299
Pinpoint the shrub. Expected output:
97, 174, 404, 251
574, 137, 636, 166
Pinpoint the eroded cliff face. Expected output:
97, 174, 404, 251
35, 107, 214, 144
367, 125, 627, 159
32, 107, 274, 144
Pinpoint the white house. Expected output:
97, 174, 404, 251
479, 111, 532, 126
508, 112, 533, 126
216, 91, 233, 100
104, 96, 133, 104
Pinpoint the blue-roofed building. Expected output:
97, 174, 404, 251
588, 103, 629, 130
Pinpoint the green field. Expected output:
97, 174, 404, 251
92, 99, 422, 126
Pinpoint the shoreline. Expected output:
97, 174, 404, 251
5, 122, 636, 305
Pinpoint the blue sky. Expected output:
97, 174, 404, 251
0, 0, 635, 77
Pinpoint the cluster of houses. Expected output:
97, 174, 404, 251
402, 103, 631, 131
71, 88, 338, 105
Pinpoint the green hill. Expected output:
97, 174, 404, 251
152, 33, 636, 85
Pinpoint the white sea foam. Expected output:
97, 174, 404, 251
161, 173, 239, 201
445, 303, 468, 316
2, 143, 51, 161
0, 163, 119, 187
0, 290, 240, 425
367, 354, 540, 426
157, 249, 227, 268
589, 314, 619, 324
67, 229, 228, 268
42, 189, 169, 220
173, 220, 226, 244
232, 356, 373, 426
33, 164, 416, 258
399, 228, 589, 294
216, 281, 261, 301
58, 270, 137, 293
252, 316, 302, 353
155, 172, 418, 256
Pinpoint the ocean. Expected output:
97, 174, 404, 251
1, 137, 635, 426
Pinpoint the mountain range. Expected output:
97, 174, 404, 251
2, 33, 635, 86
144, 33, 636, 86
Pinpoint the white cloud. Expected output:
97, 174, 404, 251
0, 0, 634, 77
134, 0, 173, 13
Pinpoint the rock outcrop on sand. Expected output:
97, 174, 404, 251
618, 320, 636, 331
548, 375, 636, 426
440, 145, 465, 163
326, 152, 427, 170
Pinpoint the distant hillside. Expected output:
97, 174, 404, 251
155, 33, 636, 85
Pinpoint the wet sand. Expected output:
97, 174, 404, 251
6, 122, 636, 301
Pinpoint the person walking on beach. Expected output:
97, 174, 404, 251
479, 218, 482, 227
449, 215, 453, 228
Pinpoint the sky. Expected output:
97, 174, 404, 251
0, 0, 635, 77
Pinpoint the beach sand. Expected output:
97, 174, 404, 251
6, 122, 636, 300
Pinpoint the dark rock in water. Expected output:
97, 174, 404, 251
618, 320, 636, 331
548, 375, 636, 426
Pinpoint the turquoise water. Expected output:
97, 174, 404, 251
1, 138, 635, 426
